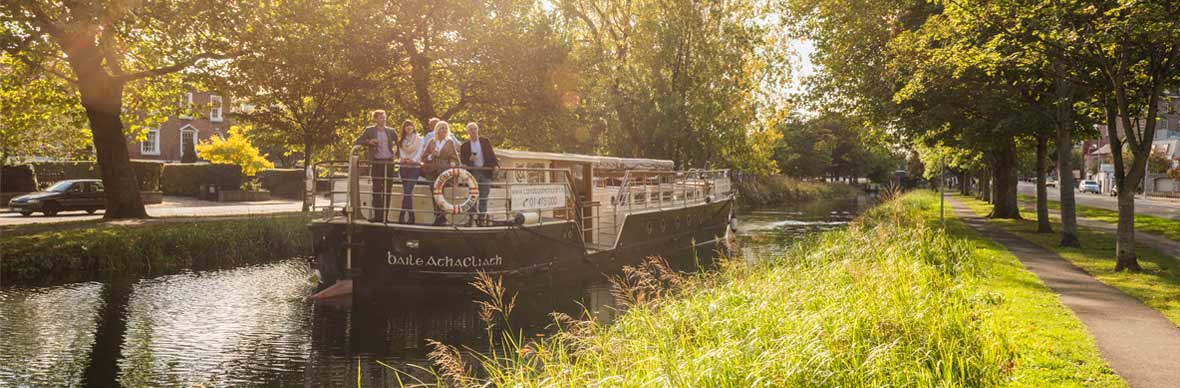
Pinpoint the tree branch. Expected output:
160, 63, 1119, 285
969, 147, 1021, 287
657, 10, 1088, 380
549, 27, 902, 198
115, 50, 241, 82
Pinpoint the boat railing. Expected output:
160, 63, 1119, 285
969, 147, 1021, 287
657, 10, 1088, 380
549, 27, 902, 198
580, 169, 733, 250
310, 159, 581, 230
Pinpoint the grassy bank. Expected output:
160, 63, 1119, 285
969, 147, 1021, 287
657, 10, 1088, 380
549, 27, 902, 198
1016, 194, 1180, 241
405, 192, 1121, 387
735, 175, 860, 209
1, 214, 313, 285
963, 195, 1180, 326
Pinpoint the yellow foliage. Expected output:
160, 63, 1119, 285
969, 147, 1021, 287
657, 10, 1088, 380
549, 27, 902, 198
196, 126, 275, 176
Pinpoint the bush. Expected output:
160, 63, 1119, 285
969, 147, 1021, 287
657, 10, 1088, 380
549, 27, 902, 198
130, 160, 163, 191
29, 160, 162, 191
161, 163, 244, 196
257, 168, 304, 199
1, 165, 37, 192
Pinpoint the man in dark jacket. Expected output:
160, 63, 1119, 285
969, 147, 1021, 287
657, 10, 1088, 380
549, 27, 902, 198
353, 110, 397, 222
460, 122, 499, 226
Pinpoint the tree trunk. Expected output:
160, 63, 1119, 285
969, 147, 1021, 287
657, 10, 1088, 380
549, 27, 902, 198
979, 169, 992, 203
1050, 67, 1080, 247
1035, 134, 1052, 232
989, 141, 1021, 219
302, 142, 315, 212
78, 75, 148, 219
1114, 189, 1141, 271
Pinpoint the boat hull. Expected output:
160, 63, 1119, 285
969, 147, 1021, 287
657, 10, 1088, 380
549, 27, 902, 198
309, 199, 734, 294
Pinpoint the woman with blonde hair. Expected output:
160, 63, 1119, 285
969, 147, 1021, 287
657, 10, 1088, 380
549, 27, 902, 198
422, 121, 461, 225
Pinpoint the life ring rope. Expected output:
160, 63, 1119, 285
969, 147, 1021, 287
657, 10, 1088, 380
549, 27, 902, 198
433, 168, 481, 215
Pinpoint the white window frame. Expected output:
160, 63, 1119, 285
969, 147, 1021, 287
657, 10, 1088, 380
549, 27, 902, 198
179, 124, 198, 159
179, 92, 194, 119
210, 94, 223, 122
141, 127, 161, 155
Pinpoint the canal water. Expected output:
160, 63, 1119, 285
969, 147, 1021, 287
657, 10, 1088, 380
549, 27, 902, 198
0, 195, 864, 387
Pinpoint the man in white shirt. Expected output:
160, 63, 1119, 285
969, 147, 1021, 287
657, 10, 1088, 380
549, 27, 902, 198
353, 110, 397, 222
460, 122, 499, 226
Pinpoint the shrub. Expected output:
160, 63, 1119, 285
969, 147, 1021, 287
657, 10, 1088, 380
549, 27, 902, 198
257, 168, 304, 199
130, 160, 163, 191
1, 165, 37, 192
161, 163, 244, 196
196, 126, 274, 176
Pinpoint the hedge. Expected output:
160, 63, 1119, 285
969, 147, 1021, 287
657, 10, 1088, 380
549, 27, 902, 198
1, 165, 37, 192
29, 160, 163, 191
161, 163, 243, 196
258, 168, 304, 199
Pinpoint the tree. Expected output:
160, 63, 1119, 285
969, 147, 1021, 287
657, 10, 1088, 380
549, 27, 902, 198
1, 1, 253, 219
0, 53, 91, 166
219, 0, 382, 191
557, 0, 785, 168
195, 126, 274, 177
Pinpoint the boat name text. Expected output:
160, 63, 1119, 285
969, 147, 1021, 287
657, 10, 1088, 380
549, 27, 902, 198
387, 253, 504, 268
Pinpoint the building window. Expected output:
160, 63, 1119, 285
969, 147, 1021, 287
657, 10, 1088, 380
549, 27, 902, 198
210, 94, 223, 122
179, 92, 194, 119
180, 126, 198, 160
141, 127, 160, 155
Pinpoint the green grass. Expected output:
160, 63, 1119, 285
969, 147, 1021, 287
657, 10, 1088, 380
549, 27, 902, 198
0, 214, 313, 285
1016, 194, 1180, 241
399, 192, 1122, 387
962, 195, 1180, 326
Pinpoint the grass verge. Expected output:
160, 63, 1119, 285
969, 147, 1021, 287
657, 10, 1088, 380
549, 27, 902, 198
396, 191, 1122, 387
1016, 194, 1180, 241
961, 194, 1180, 326
0, 214, 313, 286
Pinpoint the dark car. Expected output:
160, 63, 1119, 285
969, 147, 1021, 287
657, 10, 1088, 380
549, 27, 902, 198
8, 179, 106, 216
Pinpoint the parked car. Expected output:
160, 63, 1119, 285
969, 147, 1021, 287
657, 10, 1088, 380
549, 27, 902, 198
1078, 180, 1100, 194
1046, 178, 1058, 188
7, 179, 105, 216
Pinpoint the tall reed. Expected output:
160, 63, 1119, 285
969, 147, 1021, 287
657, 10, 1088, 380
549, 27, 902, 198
387, 193, 1020, 387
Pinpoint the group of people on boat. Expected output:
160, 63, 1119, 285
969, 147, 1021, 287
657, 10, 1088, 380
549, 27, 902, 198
355, 110, 499, 226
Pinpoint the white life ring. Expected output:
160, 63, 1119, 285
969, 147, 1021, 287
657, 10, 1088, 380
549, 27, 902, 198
433, 168, 480, 215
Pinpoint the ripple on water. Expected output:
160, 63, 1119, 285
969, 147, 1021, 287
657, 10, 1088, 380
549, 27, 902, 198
0, 282, 104, 387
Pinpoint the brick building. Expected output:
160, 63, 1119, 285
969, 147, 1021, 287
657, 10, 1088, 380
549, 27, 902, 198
126, 91, 230, 162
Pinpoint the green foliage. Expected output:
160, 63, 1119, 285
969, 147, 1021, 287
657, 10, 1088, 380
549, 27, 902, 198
195, 126, 274, 176
416, 192, 1122, 386
0, 55, 91, 165
1148, 150, 1171, 174
773, 112, 899, 181
160, 164, 244, 197
0, 215, 312, 285
733, 175, 858, 209
256, 169, 304, 199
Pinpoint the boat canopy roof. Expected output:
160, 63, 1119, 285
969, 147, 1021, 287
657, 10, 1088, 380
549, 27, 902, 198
496, 149, 674, 171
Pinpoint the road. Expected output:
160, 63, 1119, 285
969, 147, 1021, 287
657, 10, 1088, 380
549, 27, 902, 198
0, 196, 321, 226
1017, 182, 1180, 220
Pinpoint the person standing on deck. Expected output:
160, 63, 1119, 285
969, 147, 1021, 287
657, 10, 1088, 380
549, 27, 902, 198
354, 110, 397, 223
461, 122, 499, 226
395, 119, 423, 225
421, 117, 458, 151
422, 121, 461, 225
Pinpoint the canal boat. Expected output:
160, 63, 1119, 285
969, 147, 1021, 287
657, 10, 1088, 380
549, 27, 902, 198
306, 147, 736, 298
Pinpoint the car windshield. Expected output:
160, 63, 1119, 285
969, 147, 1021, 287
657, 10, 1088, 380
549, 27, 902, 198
46, 181, 74, 192
1085, 181, 1098, 185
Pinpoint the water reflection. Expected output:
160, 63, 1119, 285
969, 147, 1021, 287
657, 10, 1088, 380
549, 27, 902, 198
0, 282, 103, 387
0, 195, 863, 387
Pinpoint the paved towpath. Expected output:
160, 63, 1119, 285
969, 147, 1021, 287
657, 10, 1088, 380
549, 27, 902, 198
1015, 200, 1180, 263
948, 197, 1180, 388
